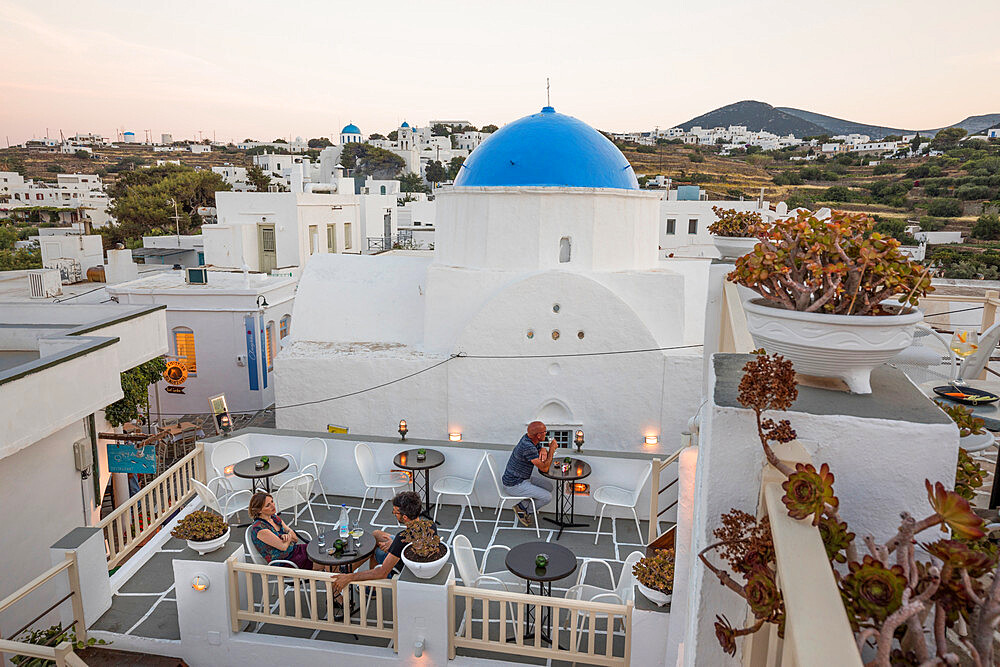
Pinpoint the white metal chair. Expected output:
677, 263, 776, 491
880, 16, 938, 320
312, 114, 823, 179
566, 551, 644, 651
593, 462, 652, 544
484, 453, 540, 538
354, 443, 410, 520
210, 439, 251, 492
432, 452, 486, 535
959, 321, 1000, 381
272, 473, 320, 537
888, 323, 957, 384
243, 525, 315, 628
452, 535, 521, 637
192, 477, 252, 523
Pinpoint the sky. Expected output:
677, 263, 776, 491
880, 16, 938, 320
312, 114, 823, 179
2, 0, 1000, 145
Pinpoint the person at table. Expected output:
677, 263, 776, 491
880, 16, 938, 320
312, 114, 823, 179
248, 492, 315, 570
329, 491, 435, 593
502, 420, 557, 527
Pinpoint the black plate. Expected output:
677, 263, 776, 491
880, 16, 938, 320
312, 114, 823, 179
932, 385, 1000, 405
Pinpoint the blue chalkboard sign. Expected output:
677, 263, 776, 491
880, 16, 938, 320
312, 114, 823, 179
107, 443, 157, 474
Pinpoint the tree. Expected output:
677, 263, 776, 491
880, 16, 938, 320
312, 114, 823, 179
930, 127, 967, 151
307, 137, 332, 149
927, 197, 963, 217
368, 133, 386, 141
424, 160, 447, 184
872, 163, 897, 175
74, 150, 91, 159
883, 134, 902, 142
387, 130, 399, 141
339, 144, 405, 179
104, 357, 167, 427
481, 124, 499, 133
246, 165, 271, 192
447, 156, 466, 180
397, 173, 430, 194
46, 163, 64, 173
910, 133, 922, 152
431, 123, 450, 137
0, 248, 41, 270
0, 226, 18, 250
972, 212, 1000, 240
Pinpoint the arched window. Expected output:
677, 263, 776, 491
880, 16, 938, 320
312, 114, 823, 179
173, 327, 197, 376
265, 321, 275, 371
380, 185, 386, 195
559, 236, 572, 263
280, 314, 291, 338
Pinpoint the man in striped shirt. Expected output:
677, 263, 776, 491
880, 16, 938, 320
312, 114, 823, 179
501, 421, 557, 527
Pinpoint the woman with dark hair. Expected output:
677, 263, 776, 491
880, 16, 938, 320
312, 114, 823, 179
248, 492, 314, 570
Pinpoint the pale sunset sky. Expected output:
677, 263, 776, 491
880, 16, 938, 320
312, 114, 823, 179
2, 0, 999, 144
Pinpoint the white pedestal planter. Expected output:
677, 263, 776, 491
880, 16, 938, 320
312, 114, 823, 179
743, 298, 922, 394
402, 544, 450, 579
959, 431, 995, 453
187, 527, 231, 556
712, 236, 758, 260
636, 582, 672, 607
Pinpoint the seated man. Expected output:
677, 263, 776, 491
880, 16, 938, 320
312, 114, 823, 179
502, 420, 557, 526
331, 491, 434, 593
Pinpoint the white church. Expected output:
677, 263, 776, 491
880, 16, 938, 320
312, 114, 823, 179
275, 106, 709, 454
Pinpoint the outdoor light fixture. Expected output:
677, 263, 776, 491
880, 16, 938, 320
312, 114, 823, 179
449, 432, 462, 442
574, 430, 584, 452
398, 420, 408, 440
414, 638, 424, 658
191, 573, 210, 592
256, 295, 269, 309
645, 435, 659, 445
224, 464, 235, 475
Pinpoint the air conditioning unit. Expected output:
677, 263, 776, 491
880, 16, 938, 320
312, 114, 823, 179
27, 269, 62, 298
185, 267, 209, 284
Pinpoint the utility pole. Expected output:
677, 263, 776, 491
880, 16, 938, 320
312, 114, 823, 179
167, 198, 181, 245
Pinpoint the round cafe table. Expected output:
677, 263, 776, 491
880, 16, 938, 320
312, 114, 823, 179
232, 455, 289, 493
505, 541, 577, 645
307, 529, 376, 614
393, 449, 445, 520
540, 458, 592, 538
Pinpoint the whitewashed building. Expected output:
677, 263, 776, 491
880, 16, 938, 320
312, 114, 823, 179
0, 172, 113, 228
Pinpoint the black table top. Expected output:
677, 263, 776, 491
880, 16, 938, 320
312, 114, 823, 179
232, 455, 289, 480
306, 530, 376, 567
505, 542, 577, 583
393, 448, 445, 471
540, 458, 592, 482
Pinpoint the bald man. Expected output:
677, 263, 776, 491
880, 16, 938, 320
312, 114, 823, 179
501, 421, 558, 527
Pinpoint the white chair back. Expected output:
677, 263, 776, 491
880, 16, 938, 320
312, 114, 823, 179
618, 551, 645, 602
300, 438, 328, 478
244, 522, 267, 566
452, 535, 480, 586
355, 443, 377, 485
274, 473, 314, 512
211, 439, 250, 478
485, 453, 504, 496
960, 321, 1000, 380
470, 452, 489, 485
631, 462, 653, 502
191, 479, 222, 515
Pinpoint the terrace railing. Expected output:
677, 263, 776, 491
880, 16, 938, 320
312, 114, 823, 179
718, 280, 755, 355
646, 443, 685, 545
447, 582, 632, 666
98, 443, 206, 568
227, 556, 397, 647
0, 552, 88, 666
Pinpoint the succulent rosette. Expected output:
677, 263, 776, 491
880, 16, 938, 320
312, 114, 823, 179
781, 462, 837, 525
818, 516, 855, 564
842, 556, 907, 623
744, 566, 783, 621
714, 615, 738, 657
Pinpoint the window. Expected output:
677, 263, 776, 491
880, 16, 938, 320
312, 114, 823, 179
688, 218, 698, 234
546, 429, 572, 449
380, 186, 386, 195
265, 321, 275, 371
173, 327, 197, 376
280, 315, 291, 338
559, 237, 571, 263
344, 223, 353, 250
309, 225, 318, 254
327, 225, 337, 253
665, 219, 675, 234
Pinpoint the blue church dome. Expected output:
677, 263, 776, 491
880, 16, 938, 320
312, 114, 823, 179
453, 107, 637, 190
400, 121, 410, 128
341, 123, 361, 135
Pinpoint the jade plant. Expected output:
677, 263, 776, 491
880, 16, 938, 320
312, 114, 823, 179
633, 548, 676, 595
700, 350, 1000, 665
728, 209, 933, 315
955, 448, 986, 502
170, 510, 228, 541
708, 207, 763, 238
13, 623, 108, 666
936, 400, 987, 437
402, 518, 446, 562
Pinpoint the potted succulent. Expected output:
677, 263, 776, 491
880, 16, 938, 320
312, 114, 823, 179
730, 209, 932, 393
400, 518, 449, 579
170, 510, 231, 555
936, 400, 993, 452
633, 548, 675, 607
709, 207, 764, 260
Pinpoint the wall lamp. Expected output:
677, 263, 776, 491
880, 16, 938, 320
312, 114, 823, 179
191, 573, 210, 592
448, 432, 462, 442
256, 295, 269, 309
574, 430, 584, 452
644, 435, 659, 446
398, 420, 408, 441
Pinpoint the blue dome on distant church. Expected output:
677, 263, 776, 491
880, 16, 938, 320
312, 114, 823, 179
341, 123, 361, 135
453, 107, 638, 190
400, 121, 410, 128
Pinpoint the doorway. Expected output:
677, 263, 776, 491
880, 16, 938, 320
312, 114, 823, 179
258, 225, 276, 273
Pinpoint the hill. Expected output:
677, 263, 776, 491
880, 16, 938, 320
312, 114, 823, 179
928, 113, 1000, 136
677, 101, 827, 137
776, 107, 909, 139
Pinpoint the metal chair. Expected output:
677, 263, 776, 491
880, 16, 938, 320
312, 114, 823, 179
592, 462, 652, 544
566, 551, 644, 651
243, 525, 315, 629
354, 443, 410, 521
959, 321, 1000, 381
484, 453, 540, 538
272, 473, 320, 537
452, 535, 520, 637
432, 452, 486, 536
210, 439, 251, 492
192, 477, 251, 523
888, 323, 957, 385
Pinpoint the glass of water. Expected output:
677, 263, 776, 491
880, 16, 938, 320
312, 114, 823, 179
318, 533, 325, 548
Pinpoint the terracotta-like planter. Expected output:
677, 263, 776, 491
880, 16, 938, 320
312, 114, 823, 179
636, 581, 672, 607
743, 298, 922, 394
187, 527, 231, 556
712, 235, 759, 260
401, 543, 449, 579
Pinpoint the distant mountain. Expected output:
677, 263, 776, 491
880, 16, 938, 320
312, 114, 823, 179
677, 101, 827, 137
777, 107, 909, 140
934, 114, 1000, 136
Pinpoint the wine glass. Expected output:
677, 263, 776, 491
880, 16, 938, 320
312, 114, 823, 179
950, 329, 979, 386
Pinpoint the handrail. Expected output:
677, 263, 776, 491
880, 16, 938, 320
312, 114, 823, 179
647, 443, 685, 545
98, 443, 205, 568
447, 582, 631, 666
719, 280, 755, 355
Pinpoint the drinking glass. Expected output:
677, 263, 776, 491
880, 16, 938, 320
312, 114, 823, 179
318, 533, 325, 548
950, 330, 979, 386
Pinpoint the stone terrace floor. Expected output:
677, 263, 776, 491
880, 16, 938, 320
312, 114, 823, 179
92, 492, 659, 663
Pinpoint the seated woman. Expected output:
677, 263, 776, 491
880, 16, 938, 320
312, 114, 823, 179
248, 492, 314, 570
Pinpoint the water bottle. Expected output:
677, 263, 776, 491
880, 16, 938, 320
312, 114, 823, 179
339, 505, 350, 539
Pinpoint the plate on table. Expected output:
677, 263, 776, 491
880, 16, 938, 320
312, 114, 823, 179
932, 385, 1000, 405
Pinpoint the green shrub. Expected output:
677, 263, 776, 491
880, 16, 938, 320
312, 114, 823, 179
973, 213, 1000, 240
927, 198, 963, 217
872, 163, 897, 175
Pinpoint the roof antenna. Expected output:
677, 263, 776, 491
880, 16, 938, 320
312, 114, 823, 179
546, 78, 551, 107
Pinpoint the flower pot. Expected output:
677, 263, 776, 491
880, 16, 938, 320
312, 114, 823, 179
712, 236, 758, 260
401, 543, 449, 579
743, 298, 922, 394
636, 581, 671, 607
959, 431, 995, 453
187, 526, 231, 556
